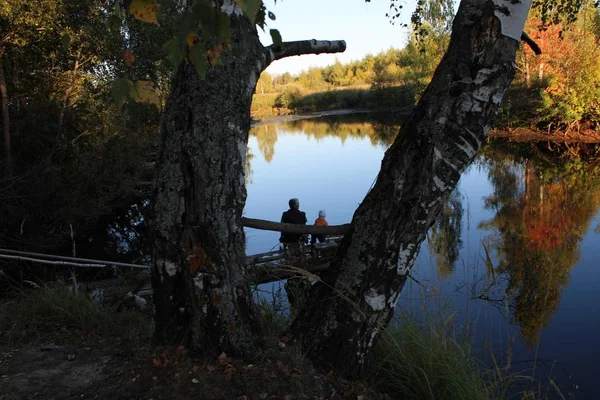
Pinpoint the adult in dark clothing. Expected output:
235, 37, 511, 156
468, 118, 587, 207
280, 198, 310, 317
279, 198, 307, 244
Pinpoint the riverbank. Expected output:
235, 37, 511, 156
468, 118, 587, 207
0, 284, 543, 399
253, 108, 600, 145
251, 107, 413, 128
489, 126, 600, 143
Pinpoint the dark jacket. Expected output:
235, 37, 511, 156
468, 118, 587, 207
280, 208, 307, 244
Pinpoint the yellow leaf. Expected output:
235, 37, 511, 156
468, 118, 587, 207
132, 80, 160, 108
186, 32, 197, 48
123, 51, 135, 67
128, 0, 159, 25
208, 44, 223, 67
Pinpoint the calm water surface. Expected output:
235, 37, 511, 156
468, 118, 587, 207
245, 114, 600, 399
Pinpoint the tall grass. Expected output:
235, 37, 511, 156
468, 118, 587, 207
370, 311, 492, 400
0, 282, 153, 344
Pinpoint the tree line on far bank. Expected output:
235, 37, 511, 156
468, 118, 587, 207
253, 5, 600, 134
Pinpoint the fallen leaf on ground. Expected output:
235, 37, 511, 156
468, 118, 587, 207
277, 360, 289, 375
218, 352, 228, 366
192, 378, 200, 384
225, 364, 235, 381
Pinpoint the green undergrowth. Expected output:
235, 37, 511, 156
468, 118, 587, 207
370, 313, 494, 400
369, 311, 563, 400
0, 282, 153, 345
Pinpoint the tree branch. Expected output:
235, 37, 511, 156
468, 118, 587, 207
521, 31, 542, 55
263, 40, 346, 70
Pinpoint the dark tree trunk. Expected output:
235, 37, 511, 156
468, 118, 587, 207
150, 13, 264, 359
150, 3, 345, 359
291, 0, 532, 378
0, 49, 12, 178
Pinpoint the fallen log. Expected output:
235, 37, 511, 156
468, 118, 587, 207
241, 217, 351, 235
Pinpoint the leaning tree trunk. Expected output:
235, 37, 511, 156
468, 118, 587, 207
150, 2, 345, 359
291, 0, 533, 377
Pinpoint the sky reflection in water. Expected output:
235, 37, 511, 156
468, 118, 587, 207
245, 115, 600, 399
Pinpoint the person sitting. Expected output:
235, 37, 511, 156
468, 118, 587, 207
310, 210, 328, 245
280, 198, 307, 262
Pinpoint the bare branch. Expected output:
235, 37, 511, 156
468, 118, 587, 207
263, 40, 346, 70
0, 248, 151, 269
521, 31, 542, 55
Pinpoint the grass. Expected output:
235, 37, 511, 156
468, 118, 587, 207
370, 312, 494, 400
0, 277, 566, 399
368, 309, 563, 400
250, 85, 419, 117
0, 282, 153, 345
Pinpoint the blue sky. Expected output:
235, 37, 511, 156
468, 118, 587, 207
257, 0, 416, 74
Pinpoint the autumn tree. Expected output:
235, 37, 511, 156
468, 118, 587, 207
479, 145, 600, 346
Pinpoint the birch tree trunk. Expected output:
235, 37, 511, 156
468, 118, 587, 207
150, 4, 345, 359
291, 0, 533, 377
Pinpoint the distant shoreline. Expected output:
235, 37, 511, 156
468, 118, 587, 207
253, 109, 600, 144
251, 107, 413, 127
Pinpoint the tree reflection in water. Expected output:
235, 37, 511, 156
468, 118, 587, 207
251, 116, 600, 348
428, 190, 464, 278
250, 113, 401, 163
478, 143, 600, 347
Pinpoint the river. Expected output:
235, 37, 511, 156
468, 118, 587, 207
245, 113, 600, 399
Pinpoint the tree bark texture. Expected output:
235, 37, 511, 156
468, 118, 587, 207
0, 49, 12, 178
150, 7, 346, 359
291, 0, 532, 378
151, 14, 265, 358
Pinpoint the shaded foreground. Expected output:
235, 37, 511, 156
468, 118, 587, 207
0, 284, 555, 400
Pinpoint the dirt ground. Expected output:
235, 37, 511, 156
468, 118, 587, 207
0, 335, 376, 400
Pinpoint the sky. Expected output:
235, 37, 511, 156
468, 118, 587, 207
257, 0, 416, 75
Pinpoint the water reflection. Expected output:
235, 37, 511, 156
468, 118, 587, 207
250, 113, 401, 163
478, 144, 600, 347
428, 190, 464, 278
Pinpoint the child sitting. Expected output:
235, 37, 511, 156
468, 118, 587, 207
311, 210, 328, 245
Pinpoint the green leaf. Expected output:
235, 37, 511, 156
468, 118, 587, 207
60, 34, 70, 49
235, 0, 261, 23
158, 0, 176, 9
215, 12, 231, 42
189, 43, 208, 79
193, 3, 217, 35
112, 78, 135, 109
163, 38, 184, 67
107, 15, 122, 31
269, 29, 282, 47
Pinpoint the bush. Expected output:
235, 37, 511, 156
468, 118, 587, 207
0, 283, 153, 344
